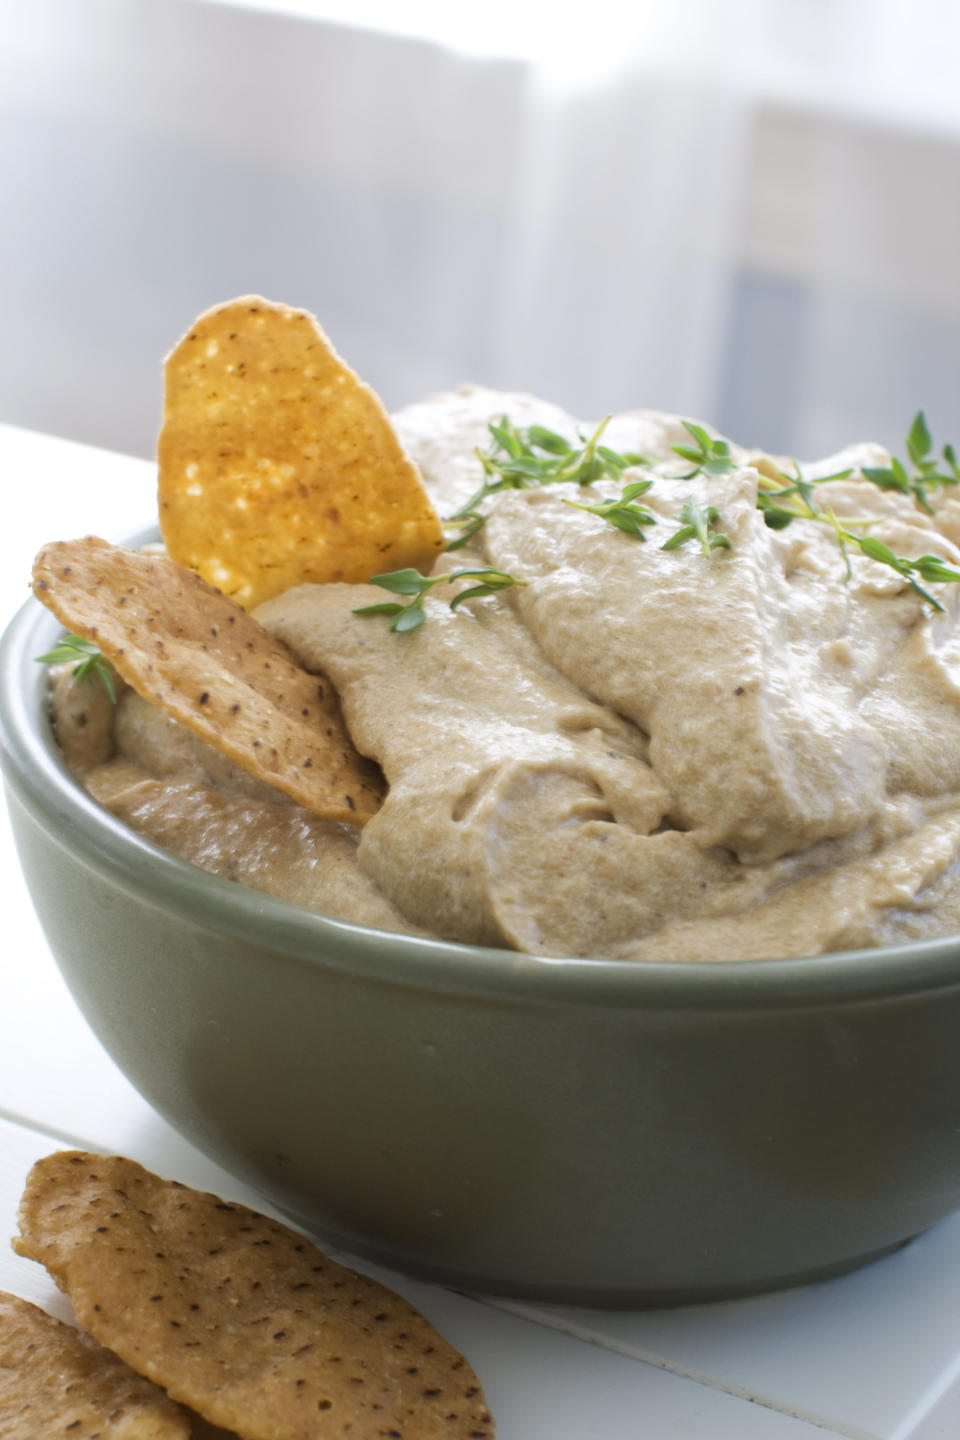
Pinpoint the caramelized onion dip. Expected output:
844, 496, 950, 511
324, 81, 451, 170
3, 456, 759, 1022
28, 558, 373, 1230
49, 389, 960, 962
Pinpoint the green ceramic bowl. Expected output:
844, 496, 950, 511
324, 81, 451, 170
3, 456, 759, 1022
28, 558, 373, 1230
5, 582, 960, 1308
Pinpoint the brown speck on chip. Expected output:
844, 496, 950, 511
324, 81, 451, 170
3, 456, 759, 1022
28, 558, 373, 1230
0, 1288, 190, 1437
31, 538, 383, 826
14, 1152, 495, 1440
157, 295, 444, 609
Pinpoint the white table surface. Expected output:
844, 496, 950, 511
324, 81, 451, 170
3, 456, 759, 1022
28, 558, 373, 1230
3, 418, 960, 1439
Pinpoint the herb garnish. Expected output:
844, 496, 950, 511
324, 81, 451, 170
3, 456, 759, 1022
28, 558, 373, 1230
670, 421, 737, 479
835, 533, 960, 612
747, 424, 960, 606
861, 411, 960, 516
442, 407, 960, 616
36, 634, 117, 702
444, 416, 650, 549
481, 415, 648, 488
661, 499, 731, 557
353, 566, 523, 632
443, 510, 487, 552
563, 480, 657, 538
755, 460, 855, 530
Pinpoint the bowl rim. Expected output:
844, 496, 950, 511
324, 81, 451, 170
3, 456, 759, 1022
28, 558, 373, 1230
5, 535, 960, 1013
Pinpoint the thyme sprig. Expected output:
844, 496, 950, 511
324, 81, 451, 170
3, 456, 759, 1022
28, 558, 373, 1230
36, 634, 117, 702
756, 460, 855, 530
670, 421, 737, 479
563, 480, 657, 538
750, 427, 960, 606
444, 415, 650, 549
483, 415, 649, 488
661, 499, 731, 557
443, 510, 487, 552
353, 566, 524, 632
862, 411, 960, 515
836, 533, 960, 612
443, 407, 960, 616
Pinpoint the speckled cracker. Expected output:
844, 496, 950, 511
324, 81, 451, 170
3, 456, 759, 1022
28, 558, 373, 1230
0, 1288, 190, 1438
158, 296, 445, 609
32, 538, 383, 825
14, 1153, 495, 1440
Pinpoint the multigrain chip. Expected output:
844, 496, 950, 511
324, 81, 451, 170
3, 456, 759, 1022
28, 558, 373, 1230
0, 1288, 190, 1438
15, 1153, 495, 1440
32, 538, 383, 825
158, 296, 445, 609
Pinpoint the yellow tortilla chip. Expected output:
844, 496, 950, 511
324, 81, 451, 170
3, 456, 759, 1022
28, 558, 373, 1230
0, 1288, 190, 1438
158, 296, 445, 609
33, 538, 384, 825
15, 1153, 495, 1440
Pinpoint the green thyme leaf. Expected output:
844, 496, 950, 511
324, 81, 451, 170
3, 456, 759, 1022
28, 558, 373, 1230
353, 569, 437, 629
487, 417, 528, 459
862, 460, 936, 516
448, 567, 524, 610
36, 634, 117, 702
349, 600, 428, 632
757, 504, 795, 531
360, 568, 432, 597
661, 499, 731, 557
563, 479, 657, 538
444, 414, 650, 550
354, 565, 524, 631
525, 424, 572, 454
447, 405, 960, 617
671, 421, 737, 479
349, 599, 405, 616
756, 461, 854, 530
913, 554, 960, 584
823, 508, 854, 583
529, 417, 625, 486
390, 604, 428, 632
907, 410, 932, 467
443, 510, 486, 551
837, 530, 960, 611
349, 600, 406, 617
861, 411, 960, 516
856, 535, 900, 568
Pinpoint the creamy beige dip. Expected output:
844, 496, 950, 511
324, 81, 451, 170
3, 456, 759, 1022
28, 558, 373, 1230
52, 388, 960, 961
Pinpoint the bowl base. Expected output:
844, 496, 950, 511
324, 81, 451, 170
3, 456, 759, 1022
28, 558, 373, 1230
272, 1200, 918, 1310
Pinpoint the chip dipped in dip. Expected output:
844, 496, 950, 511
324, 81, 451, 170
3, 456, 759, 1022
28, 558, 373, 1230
41, 375, 960, 964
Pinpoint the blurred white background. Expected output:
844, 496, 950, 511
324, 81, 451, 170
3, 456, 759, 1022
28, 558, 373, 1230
2, 0, 960, 463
